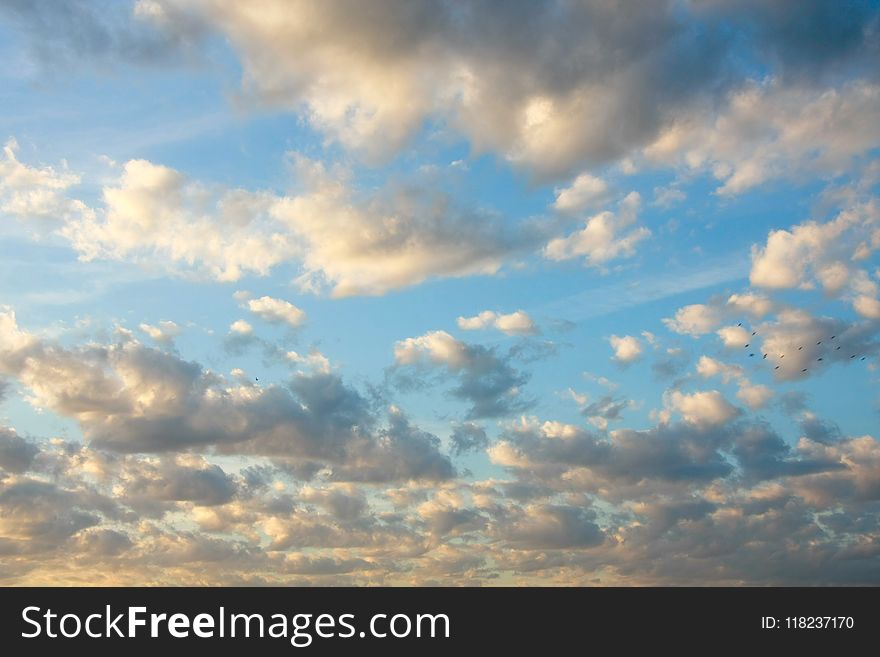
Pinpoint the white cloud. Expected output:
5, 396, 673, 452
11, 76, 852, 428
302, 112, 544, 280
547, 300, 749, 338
394, 331, 470, 369
664, 303, 723, 336
0, 138, 90, 223
138, 320, 180, 344
736, 382, 774, 410
246, 295, 306, 328
749, 199, 880, 317
645, 80, 880, 195
457, 310, 537, 336
229, 319, 253, 335
608, 334, 642, 364
552, 174, 610, 214
696, 356, 743, 384
544, 191, 649, 266
667, 390, 739, 427
666, 293, 775, 337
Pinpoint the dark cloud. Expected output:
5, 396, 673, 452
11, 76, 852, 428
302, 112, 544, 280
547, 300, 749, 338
0, 0, 204, 72
449, 422, 489, 456
0, 428, 39, 473
498, 505, 605, 550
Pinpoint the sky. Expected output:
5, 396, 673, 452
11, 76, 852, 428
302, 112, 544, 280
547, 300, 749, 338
1, 0, 879, 585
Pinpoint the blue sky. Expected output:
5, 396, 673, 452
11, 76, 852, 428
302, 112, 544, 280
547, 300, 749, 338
1, 0, 879, 585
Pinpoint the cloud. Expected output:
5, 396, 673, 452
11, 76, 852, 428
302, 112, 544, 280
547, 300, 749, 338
0, 310, 453, 482
449, 422, 489, 456
552, 174, 611, 214
141, 1, 878, 181
497, 504, 604, 550
489, 417, 735, 492
393, 330, 530, 419
245, 295, 306, 329
544, 192, 649, 266
666, 389, 739, 427
644, 80, 880, 195
139, 320, 180, 344
749, 198, 880, 318
608, 334, 643, 364
41, 153, 540, 296
0, 0, 204, 71
229, 319, 253, 335
0, 138, 89, 223
457, 310, 537, 336
61, 159, 292, 282
664, 293, 776, 336
0, 427, 39, 473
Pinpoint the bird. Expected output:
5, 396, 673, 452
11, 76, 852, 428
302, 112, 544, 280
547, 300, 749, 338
752, 331, 757, 336
817, 358, 823, 362
831, 335, 836, 340
836, 346, 841, 350
802, 368, 808, 372
737, 322, 742, 327
774, 366, 780, 370
255, 377, 259, 381
749, 353, 755, 357
817, 341, 822, 345
798, 346, 803, 350
851, 355, 857, 359
744, 343, 750, 348
861, 357, 867, 361
763, 353, 768, 359
780, 354, 784, 358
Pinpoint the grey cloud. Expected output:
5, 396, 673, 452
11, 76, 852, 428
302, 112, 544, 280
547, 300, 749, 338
0, 0, 204, 71
498, 505, 605, 550
449, 422, 489, 456
0, 428, 39, 473
0, 315, 452, 483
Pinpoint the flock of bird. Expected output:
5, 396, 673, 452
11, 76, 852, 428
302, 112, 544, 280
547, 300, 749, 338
736, 322, 868, 374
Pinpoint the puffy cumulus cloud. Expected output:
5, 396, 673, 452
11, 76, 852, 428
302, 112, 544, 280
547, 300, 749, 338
695, 356, 772, 410
608, 334, 643, 364
118, 455, 238, 510
0, 477, 106, 554
2, 394, 879, 584
735, 382, 774, 410
0, 138, 90, 223
749, 199, 880, 318
716, 324, 751, 348
0, 310, 453, 483
61, 159, 293, 282
229, 319, 253, 335
140, 1, 878, 181
244, 295, 305, 328
696, 355, 743, 384
271, 158, 539, 297
488, 417, 735, 494
644, 80, 880, 195
746, 308, 879, 381
552, 174, 610, 214
138, 320, 180, 344
544, 192, 649, 267
46, 154, 534, 296
457, 309, 537, 336
299, 484, 368, 521
495, 504, 605, 550
284, 350, 331, 375
393, 331, 530, 419
666, 390, 739, 427
665, 292, 776, 336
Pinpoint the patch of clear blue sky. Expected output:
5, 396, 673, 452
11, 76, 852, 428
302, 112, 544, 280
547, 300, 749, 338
2, 12, 879, 476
